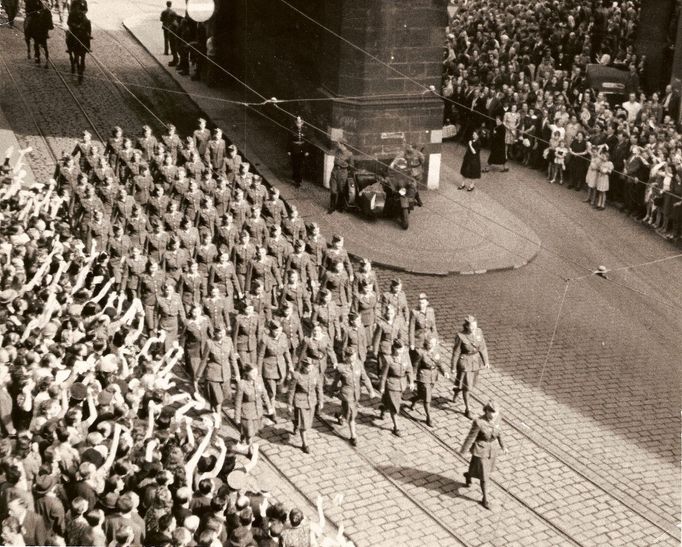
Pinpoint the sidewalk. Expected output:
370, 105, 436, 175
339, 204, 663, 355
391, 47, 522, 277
123, 14, 540, 275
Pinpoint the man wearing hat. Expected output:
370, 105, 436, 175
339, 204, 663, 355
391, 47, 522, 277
338, 311, 368, 364
235, 364, 273, 447
137, 125, 158, 162
232, 299, 262, 366
34, 474, 65, 538
381, 278, 409, 324
378, 340, 413, 437
460, 400, 507, 509
157, 281, 187, 350
333, 347, 375, 446
221, 144, 242, 182
322, 234, 353, 280
204, 128, 226, 169
287, 358, 323, 454
256, 320, 293, 412
310, 288, 340, 343
450, 315, 489, 419
193, 118, 211, 157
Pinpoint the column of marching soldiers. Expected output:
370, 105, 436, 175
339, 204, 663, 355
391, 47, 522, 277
54, 118, 487, 455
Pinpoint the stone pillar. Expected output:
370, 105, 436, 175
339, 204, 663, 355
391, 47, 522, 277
322, 0, 445, 188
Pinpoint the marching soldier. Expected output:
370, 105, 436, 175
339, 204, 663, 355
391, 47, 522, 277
162, 238, 188, 286
409, 337, 447, 427
372, 304, 405, 362
204, 128, 225, 169
122, 245, 146, 297
231, 230, 256, 291
257, 320, 293, 415
262, 187, 288, 227
177, 217, 199, 258
409, 292, 438, 353
279, 270, 310, 320
287, 358, 323, 454
378, 340, 413, 437
208, 251, 242, 307
137, 125, 158, 162
328, 141, 354, 214
106, 224, 130, 286
266, 224, 293, 273
185, 304, 212, 382
297, 322, 337, 387
235, 364, 273, 447
403, 143, 424, 206
157, 280, 187, 350
284, 239, 316, 296
322, 234, 353, 281
161, 123, 182, 163
352, 279, 379, 346
338, 312, 367, 364
244, 206, 268, 246
221, 144, 242, 182
450, 315, 490, 419
232, 300, 262, 366
381, 278, 409, 324
195, 231, 218, 276
277, 300, 304, 354
230, 188, 251, 231
193, 118, 211, 158
216, 212, 240, 256
311, 289, 340, 344
333, 347, 375, 446
104, 126, 124, 177
320, 259, 351, 320
353, 258, 380, 295
139, 260, 166, 331
245, 245, 282, 304
288, 116, 309, 187
203, 284, 232, 333
197, 327, 239, 411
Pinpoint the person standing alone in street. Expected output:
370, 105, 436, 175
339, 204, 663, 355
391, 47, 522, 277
460, 400, 507, 509
328, 141, 353, 214
160, 1, 176, 56
288, 116, 308, 188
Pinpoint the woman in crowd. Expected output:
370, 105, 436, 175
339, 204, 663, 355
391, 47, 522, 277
459, 129, 482, 191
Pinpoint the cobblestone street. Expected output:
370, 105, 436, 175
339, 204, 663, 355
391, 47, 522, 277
0, 2, 680, 545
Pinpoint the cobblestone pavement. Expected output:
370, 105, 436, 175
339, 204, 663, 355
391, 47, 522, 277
1, 3, 681, 545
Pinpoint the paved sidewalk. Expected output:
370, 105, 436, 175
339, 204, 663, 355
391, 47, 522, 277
123, 14, 539, 275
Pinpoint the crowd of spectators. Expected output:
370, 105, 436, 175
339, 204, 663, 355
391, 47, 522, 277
442, 0, 682, 241
0, 123, 372, 547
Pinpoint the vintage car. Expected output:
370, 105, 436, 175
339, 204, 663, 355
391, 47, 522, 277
585, 63, 628, 107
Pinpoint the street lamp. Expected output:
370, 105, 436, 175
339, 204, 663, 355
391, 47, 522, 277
186, 0, 215, 22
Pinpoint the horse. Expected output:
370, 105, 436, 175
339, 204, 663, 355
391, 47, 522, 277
66, 10, 91, 83
24, 0, 53, 67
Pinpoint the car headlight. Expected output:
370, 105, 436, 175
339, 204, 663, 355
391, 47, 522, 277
398, 188, 407, 196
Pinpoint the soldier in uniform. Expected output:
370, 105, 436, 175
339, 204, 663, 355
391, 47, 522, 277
450, 315, 489, 419
403, 143, 424, 206
205, 128, 225, 170
297, 322, 337, 390
288, 116, 309, 187
328, 141, 354, 213
287, 358, 323, 454
106, 224, 130, 286
353, 258, 380, 295
381, 278, 409, 325
161, 123, 182, 164
180, 261, 206, 314
232, 300, 262, 367
311, 288, 340, 344
162, 238, 188, 286
193, 118, 211, 158
409, 292, 438, 355
221, 144, 242, 182
195, 231, 218, 276
185, 304, 212, 383
378, 340, 413, 437
460, 400, 507, 510
332, 347, 375, 446
54, 154, 79, 191
197, 327, 240, 411
322, 234, 353, 281
320, 259, 351, 321
213, 177, 232, 219
122, 245, 146, 297
266, 224, 293, 274
104, 126, 124, 177
245, 245, 281, 304
372, 304, 405, 364
262, 187, 288, 227
203, 284, 232, 333
279, 270, 310, 320
230, 189, 251, 232
257, 320, 293, 415
284, 239, 316, 297
276, 300, 303, 354
136, 125, 158, 162
409, 337, 447, 427
139, 260, 166, 331
157, 280, 186, 349
235, 364, 273, 447
208, 251, 242, 307
71, 130, 94, 171
244, 206, 268, 247
338, 312, 367, 364
352, 279, 379, 346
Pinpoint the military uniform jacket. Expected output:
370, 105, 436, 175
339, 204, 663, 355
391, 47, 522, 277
184, 316, 211, 352
266, 237, 293, 271
105, 136, 123, 167
221, 154, 242, 179
230, 199, 251, 230
163, 210, 184, 233
278, 312, 303, 351
321, 270, 351, 307
148, 193, 170, 218
209, 262, 241, 297
322, 247, 353, 278
284, 252, 315, 288
451, 328, 488, 372
311, 301, 340, 341
414, 347, 446, 385
245, 256, 281, 294
372, 316, 405, 356
163, 248, 189, 279
381, 290, 409, 322
140, 271, 167, 307
409, 307, 438, 348
198, 337, 238, 382
233, 313, 262, 352
56, 164, 80, 190
379, 354, 412, 393
340, 324, 367, 363
213, 187, 232, 217
280, 282, 310, 316
146, 231, 169, 262
282, 216, 306, 242
262, 198, 287, 226
335, 356, 372, 404
205, 138, 225, 168
235, 378, 271, 420
107, 234, 130, 265
353, 291, 378, 328
180, 272, 207, 306
461, 416, 503, 459
298, 332, 334, 365
156, 165, 178, 189
123, 255, 147, 293
157, 292, 186, 328
244, 216, 268, 245
203, 295, 231, 331
193, 128, 211, 156
287, 369, 322, 410
246, 185, 268, 210
177, 226, 199, 257
354, 270, 380, 295
161, 133, 182, 161
137, 136, 158, 161
257, 334, 291, 380
195, 243, 218, 271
